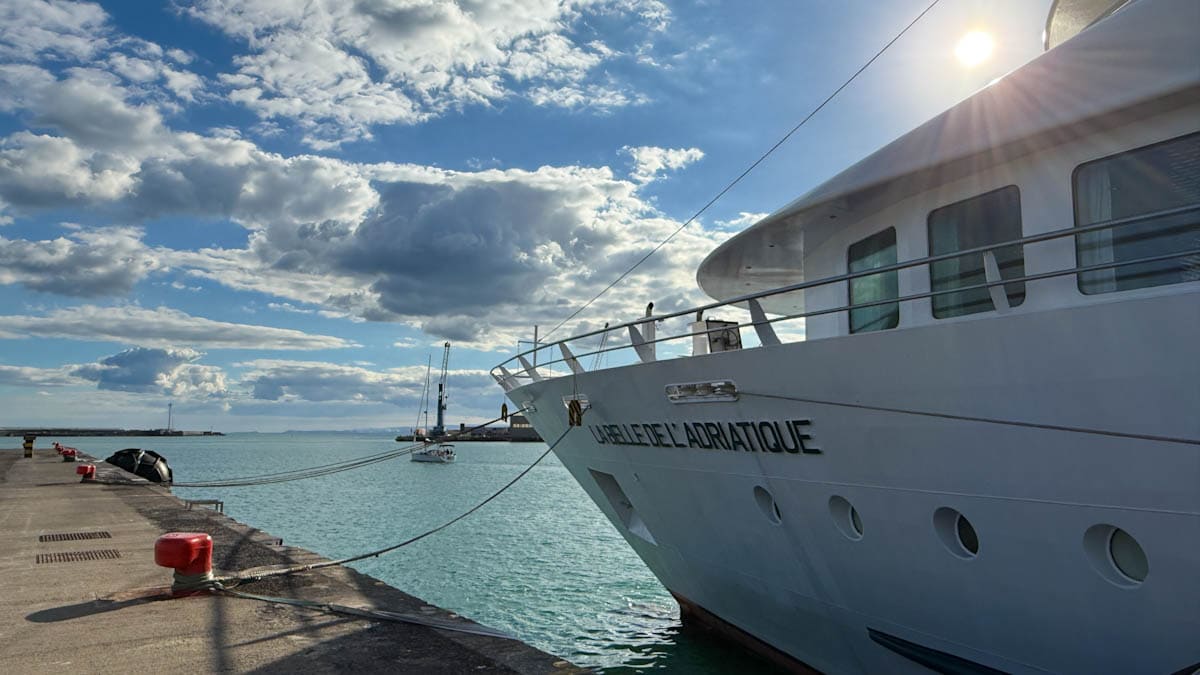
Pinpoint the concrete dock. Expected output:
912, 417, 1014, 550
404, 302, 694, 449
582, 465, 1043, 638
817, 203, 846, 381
0, 447, 580, 674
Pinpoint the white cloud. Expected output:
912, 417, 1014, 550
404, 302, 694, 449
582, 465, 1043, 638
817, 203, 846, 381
72, 346, 227, 398
182, 0, 671, 147
0, 66, 377, 227
0, 38, 722, 354
0, 305, 355, 350
716, 211, 769, 230
0, 0, 110, 62
623, 145, 704, 183
0, 226, 160, 296
148, 158, 727, 350
236, 359, 493, 406
0, 132, 139, 206
0, 363, 87, 387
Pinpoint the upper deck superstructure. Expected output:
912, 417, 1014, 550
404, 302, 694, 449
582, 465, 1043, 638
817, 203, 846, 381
697, 0, 1199, 318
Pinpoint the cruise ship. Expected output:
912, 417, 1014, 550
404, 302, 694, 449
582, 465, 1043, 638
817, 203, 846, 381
493, 0, 1199, 672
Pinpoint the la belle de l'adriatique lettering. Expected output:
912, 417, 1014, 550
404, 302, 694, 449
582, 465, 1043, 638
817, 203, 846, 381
589, 420, 821, 455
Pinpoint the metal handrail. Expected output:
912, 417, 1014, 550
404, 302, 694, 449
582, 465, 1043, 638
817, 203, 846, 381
493, 203, 1200, 382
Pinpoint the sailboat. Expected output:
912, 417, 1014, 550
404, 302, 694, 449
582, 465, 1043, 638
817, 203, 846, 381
412, 342, 456, 463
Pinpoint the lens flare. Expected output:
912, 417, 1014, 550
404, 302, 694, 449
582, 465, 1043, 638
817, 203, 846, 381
955, 30, 994, 68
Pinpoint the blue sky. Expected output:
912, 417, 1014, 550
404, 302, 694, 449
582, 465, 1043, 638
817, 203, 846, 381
0, 0, 1048, 432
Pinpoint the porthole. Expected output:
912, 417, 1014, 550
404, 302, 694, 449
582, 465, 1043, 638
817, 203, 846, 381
1084, 524, 1148, 587
753, 485, 782, 525
934, 507, 979, 559
828, 496, 863, 540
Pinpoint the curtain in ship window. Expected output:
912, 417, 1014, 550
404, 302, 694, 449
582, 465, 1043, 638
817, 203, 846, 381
1075, 163, 1116, 293
848, 227, 898, 333
1074, 132, 1200, 294
928, 186, 1025, 318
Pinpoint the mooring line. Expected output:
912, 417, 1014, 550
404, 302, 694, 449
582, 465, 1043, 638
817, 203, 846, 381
541, 0, 945, 341
170, 409, 527, 488
225, 425, 573, 584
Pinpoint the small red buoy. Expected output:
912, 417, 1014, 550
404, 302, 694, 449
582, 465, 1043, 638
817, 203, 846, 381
155, 532, 214, 593
76, 463, 96, 482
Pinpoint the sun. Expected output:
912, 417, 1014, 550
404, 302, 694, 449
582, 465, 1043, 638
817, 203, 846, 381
955, 30, 994, 68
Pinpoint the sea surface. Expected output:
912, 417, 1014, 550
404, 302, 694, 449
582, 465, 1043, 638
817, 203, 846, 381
50, 433, 781, 673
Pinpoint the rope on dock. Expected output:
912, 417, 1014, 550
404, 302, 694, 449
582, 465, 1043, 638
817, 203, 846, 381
148, 426, 574, 638
170, 409, 528, 488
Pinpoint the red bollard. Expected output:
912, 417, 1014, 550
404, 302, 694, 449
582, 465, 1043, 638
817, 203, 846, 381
61, 448, 77, 462
54, 442, 63, 455
76, 463, 96, 482
155, 532, 214, 594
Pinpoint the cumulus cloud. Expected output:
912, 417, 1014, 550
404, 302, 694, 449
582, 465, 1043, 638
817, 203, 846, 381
0, 2, 205, 116
237, 359, 493, 407
0, 28, 723, 353
73, 346, 227, 398
623, 145, 704, 183
0, 363, 86, 387
181, 0, 669, 147
240, 360, 419, 404
0, 66, 376, 226
716, 211, 769, 230
0, 0, 110, 62
0, 227, 159, 296
0, 305, 355, 350
151, 159, 725, 349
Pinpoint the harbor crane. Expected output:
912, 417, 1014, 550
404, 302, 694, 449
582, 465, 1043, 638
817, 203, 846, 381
431, 341, 451, 438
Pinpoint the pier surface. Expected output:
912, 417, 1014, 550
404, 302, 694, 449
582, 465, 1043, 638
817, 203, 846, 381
0, 448, 577, 674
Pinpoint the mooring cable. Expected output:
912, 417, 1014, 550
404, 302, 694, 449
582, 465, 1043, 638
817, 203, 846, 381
540, 0, 945, 341
170, 409, 526, 488
154, 426, 574, 638
225, 425, 573, 584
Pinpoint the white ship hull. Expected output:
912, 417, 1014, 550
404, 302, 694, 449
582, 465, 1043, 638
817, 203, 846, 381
506, 293, 1199, 673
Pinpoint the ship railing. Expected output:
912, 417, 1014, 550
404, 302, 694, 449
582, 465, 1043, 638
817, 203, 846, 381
491, 203, 1200, 390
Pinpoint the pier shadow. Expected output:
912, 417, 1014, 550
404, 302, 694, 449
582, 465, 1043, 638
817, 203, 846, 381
97, 475, 558, 673
26, 592, 170, 623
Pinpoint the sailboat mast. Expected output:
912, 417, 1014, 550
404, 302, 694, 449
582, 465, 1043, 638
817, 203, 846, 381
415, 355, 432, 436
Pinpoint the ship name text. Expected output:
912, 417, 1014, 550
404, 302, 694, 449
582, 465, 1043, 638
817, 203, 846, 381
588, 420, 820, 454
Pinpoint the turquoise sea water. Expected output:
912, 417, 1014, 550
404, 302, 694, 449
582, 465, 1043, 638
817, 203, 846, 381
50, 433, 779, 673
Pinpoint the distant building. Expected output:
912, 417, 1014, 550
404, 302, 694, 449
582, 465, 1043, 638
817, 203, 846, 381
508, 414, 542, 442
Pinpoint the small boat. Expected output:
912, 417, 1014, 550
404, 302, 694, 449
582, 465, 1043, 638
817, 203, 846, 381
411, 443, 456, 463
407, 344, 457, 464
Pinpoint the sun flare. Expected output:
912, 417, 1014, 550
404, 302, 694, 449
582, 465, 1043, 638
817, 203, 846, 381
955, 30, 994, 68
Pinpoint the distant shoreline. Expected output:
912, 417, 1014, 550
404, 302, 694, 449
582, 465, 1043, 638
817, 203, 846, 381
1, 428, 224, 437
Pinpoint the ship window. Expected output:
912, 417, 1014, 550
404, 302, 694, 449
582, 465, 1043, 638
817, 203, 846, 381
847, 227, 899, 333
928, 186, 1025, 318
1073, 132, 1200, 294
